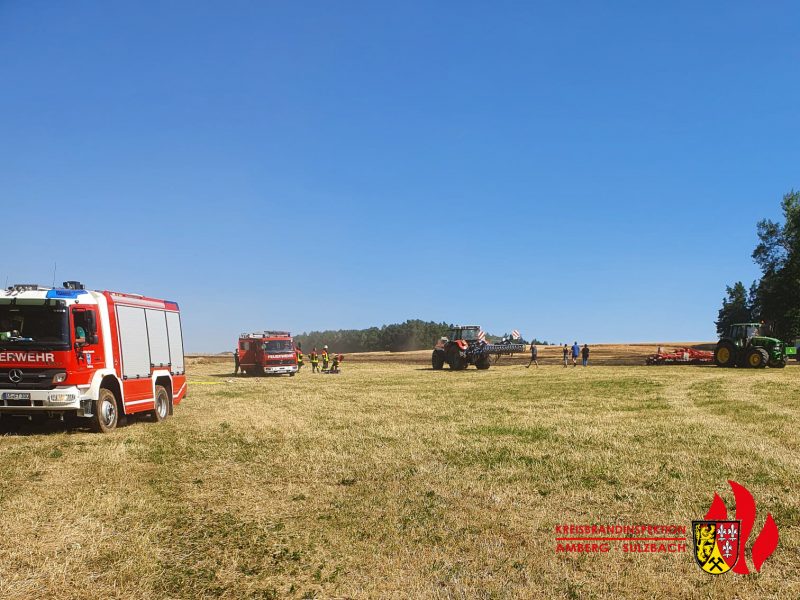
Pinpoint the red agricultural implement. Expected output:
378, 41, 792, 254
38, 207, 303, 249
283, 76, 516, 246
645, 347, 714, 366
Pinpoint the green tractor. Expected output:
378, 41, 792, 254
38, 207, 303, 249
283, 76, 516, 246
714, 323, 792, 369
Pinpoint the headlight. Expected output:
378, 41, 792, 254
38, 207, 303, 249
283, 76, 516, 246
52, 372, 67, 384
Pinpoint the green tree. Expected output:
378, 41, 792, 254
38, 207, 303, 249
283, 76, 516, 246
715, 281, 756, 335
752, 191, 800, 340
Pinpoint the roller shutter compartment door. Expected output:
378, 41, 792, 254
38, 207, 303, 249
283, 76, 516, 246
146, 309, 171, 368
116, 306, 151, 379
166, 311, 185, 374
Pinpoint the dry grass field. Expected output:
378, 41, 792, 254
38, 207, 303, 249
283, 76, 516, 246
0, 350, 798, 599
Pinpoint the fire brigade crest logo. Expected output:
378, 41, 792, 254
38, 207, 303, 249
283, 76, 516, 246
692, 520, 740, 574
693, 480, 780, 576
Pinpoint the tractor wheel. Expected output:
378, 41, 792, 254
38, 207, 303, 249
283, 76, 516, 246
714, 341, 737, 368
475, 355, 491, 370
447, 346, 466, 370
745, 348, 768, 369
432, 351, 445, 370
769, 356, 787, 369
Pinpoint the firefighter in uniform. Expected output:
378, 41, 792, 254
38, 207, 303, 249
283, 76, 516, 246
296, 344, 304, 370
234, 348, 240, 375
310, 347, 319, 373
331, 353, 342, 373
321, 346, 330, 371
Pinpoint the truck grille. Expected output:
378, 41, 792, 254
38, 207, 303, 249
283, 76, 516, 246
267, 360, 295, 366
0, 369, 62, 390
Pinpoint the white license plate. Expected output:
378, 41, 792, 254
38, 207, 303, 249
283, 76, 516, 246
2, 392, 31, 401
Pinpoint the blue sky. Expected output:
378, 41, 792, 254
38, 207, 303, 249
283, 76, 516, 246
1, 2, 797, 352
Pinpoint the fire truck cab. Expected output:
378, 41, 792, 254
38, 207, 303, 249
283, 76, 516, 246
238, 331, 298, 376
0, 282, 187, 432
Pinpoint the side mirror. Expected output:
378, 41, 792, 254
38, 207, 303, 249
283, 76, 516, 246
85, 311, 97, 335
85, 311, 99, 344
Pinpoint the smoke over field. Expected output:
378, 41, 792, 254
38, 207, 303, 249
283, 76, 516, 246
0, 356, 796, 598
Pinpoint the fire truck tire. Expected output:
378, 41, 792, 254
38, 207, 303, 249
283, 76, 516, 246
151, 385, 170, 423
92, 388, 119, 433
432, 351, 445, 370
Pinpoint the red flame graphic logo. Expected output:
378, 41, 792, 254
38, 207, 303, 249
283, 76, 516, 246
704, 480, 779, 574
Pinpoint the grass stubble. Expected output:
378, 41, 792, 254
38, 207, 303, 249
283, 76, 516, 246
0, 353, 797, 599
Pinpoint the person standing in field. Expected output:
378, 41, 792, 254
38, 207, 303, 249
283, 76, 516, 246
233, 348, 240, 375
562, 344, 569, 367
296, 344, 304, 370
571, 341, 580, 367
526, 343, 538, 368
321, 345, 330, 371
582, 344, 590, 367
310, 347, 319, 373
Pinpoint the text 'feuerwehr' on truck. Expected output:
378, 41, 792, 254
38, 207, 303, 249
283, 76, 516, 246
0, 281, 187, 432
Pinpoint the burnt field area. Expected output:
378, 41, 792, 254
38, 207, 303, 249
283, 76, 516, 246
192, 342, 721, 368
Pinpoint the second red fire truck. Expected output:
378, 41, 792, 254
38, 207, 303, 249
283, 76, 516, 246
238, 331, 298, 376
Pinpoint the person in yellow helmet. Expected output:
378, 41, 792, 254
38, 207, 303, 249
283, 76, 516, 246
321, 346, 330, 371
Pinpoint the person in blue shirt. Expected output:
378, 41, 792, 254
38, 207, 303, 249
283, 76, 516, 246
571, 342, 580, 367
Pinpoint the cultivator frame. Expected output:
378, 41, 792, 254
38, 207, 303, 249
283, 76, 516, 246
646, 347, 714, 366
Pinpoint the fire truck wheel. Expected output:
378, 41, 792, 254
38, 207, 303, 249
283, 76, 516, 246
151, 385, 170, 423
92, 388, 119, 433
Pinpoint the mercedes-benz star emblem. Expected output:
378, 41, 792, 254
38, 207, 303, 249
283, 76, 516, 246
8, 369, 23, 383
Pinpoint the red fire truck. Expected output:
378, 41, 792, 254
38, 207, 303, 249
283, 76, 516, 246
238, 331, 298, 376
0, 281, 187, 432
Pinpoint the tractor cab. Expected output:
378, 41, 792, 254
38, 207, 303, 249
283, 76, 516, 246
447, 325, 481, 343
727, 323, 761, 347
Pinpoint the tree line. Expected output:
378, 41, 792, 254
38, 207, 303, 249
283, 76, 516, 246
717, 191, 800, 342
295, 320, 548, 353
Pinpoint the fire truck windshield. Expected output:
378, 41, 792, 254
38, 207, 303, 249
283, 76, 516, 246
0, 304, 70, 350
263, 340, 294, 353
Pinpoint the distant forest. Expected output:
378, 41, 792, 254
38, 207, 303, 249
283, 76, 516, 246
294, 320, 548, 353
